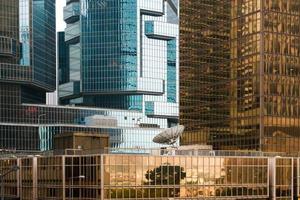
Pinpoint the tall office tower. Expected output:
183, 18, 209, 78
180, 0, 300, 153
0, 0, 56, 150
0, 0, 56, 104
60, 0, 179, 128
0, 0, 178, 151
180, 1, 231, 146
0, 0, 21, 108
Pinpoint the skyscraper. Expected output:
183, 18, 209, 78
180, 0, 300, 153
0, 0, 56, 104
0, 0, 57, 150
0, 0, 180, 151
60, 0, 179, 128
180, 0, 231, 146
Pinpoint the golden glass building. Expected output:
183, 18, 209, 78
180, 0, 300, 153
180, 0, 231, 147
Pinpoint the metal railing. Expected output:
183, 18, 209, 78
0, 63, 32, 82
0, 146, 296, 158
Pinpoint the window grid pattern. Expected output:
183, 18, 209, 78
180, 0, 231, 147
3, 155, 294, 200
103, 155, 269, 199
0, 0, 19, 64
60, 0, 179, 131
32, 0, 56, 91
180, 0, 300, 154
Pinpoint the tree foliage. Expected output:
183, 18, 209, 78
145, 163, 186, 185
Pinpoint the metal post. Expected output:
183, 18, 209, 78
68, 180, 71, 200
68, 176, 85, 200
0, 175, 3, 200
38, 113, 46, 125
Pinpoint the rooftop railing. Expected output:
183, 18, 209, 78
0, 147, 294, 158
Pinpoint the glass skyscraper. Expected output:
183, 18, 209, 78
0, 0, 56, 151
180, 0, 300, 153
0, 0, 56, 104
60, 0, 179, 129
0, 0, 179, 152
180, 0, 231, 147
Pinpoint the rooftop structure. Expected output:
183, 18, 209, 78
53, 132, 109, 154
0, 0, 56, 102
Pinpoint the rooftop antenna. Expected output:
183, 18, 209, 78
153, 125, 185, 147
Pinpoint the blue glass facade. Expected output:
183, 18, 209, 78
2, 0, 167, 152
81, 0, 138, 93
32, 0, 56, 91
60, 0, 180, 148
19, 0, 56, 93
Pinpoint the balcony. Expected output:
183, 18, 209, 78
139, 0, 164, 15
0, 63, 32, 82
63, 2, 80, 23
66, 0, 79, 5
145, 21, 178, 40
0, 36, 17, 57
137, 77, 164, 94
145, 101, 178, 118
59, 81, 80, 98
65, 22, 80, 44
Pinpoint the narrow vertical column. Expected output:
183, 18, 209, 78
62, 156, 66, 200
297, 159, 300, 199
100, 155, 104, 200
16, 159, 21, 198
32, 157, 38, 200
268, 157, 276, 199
259, 0, 265, 151
292, 158, 294, 199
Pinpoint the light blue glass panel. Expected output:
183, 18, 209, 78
39, 126, 56, 151
145, 101, 154, 115
145, 21, 154, 35
19, 0, 30, 66
167, 40, 176, 103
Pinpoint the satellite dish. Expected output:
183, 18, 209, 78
153, 125, 185, 145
